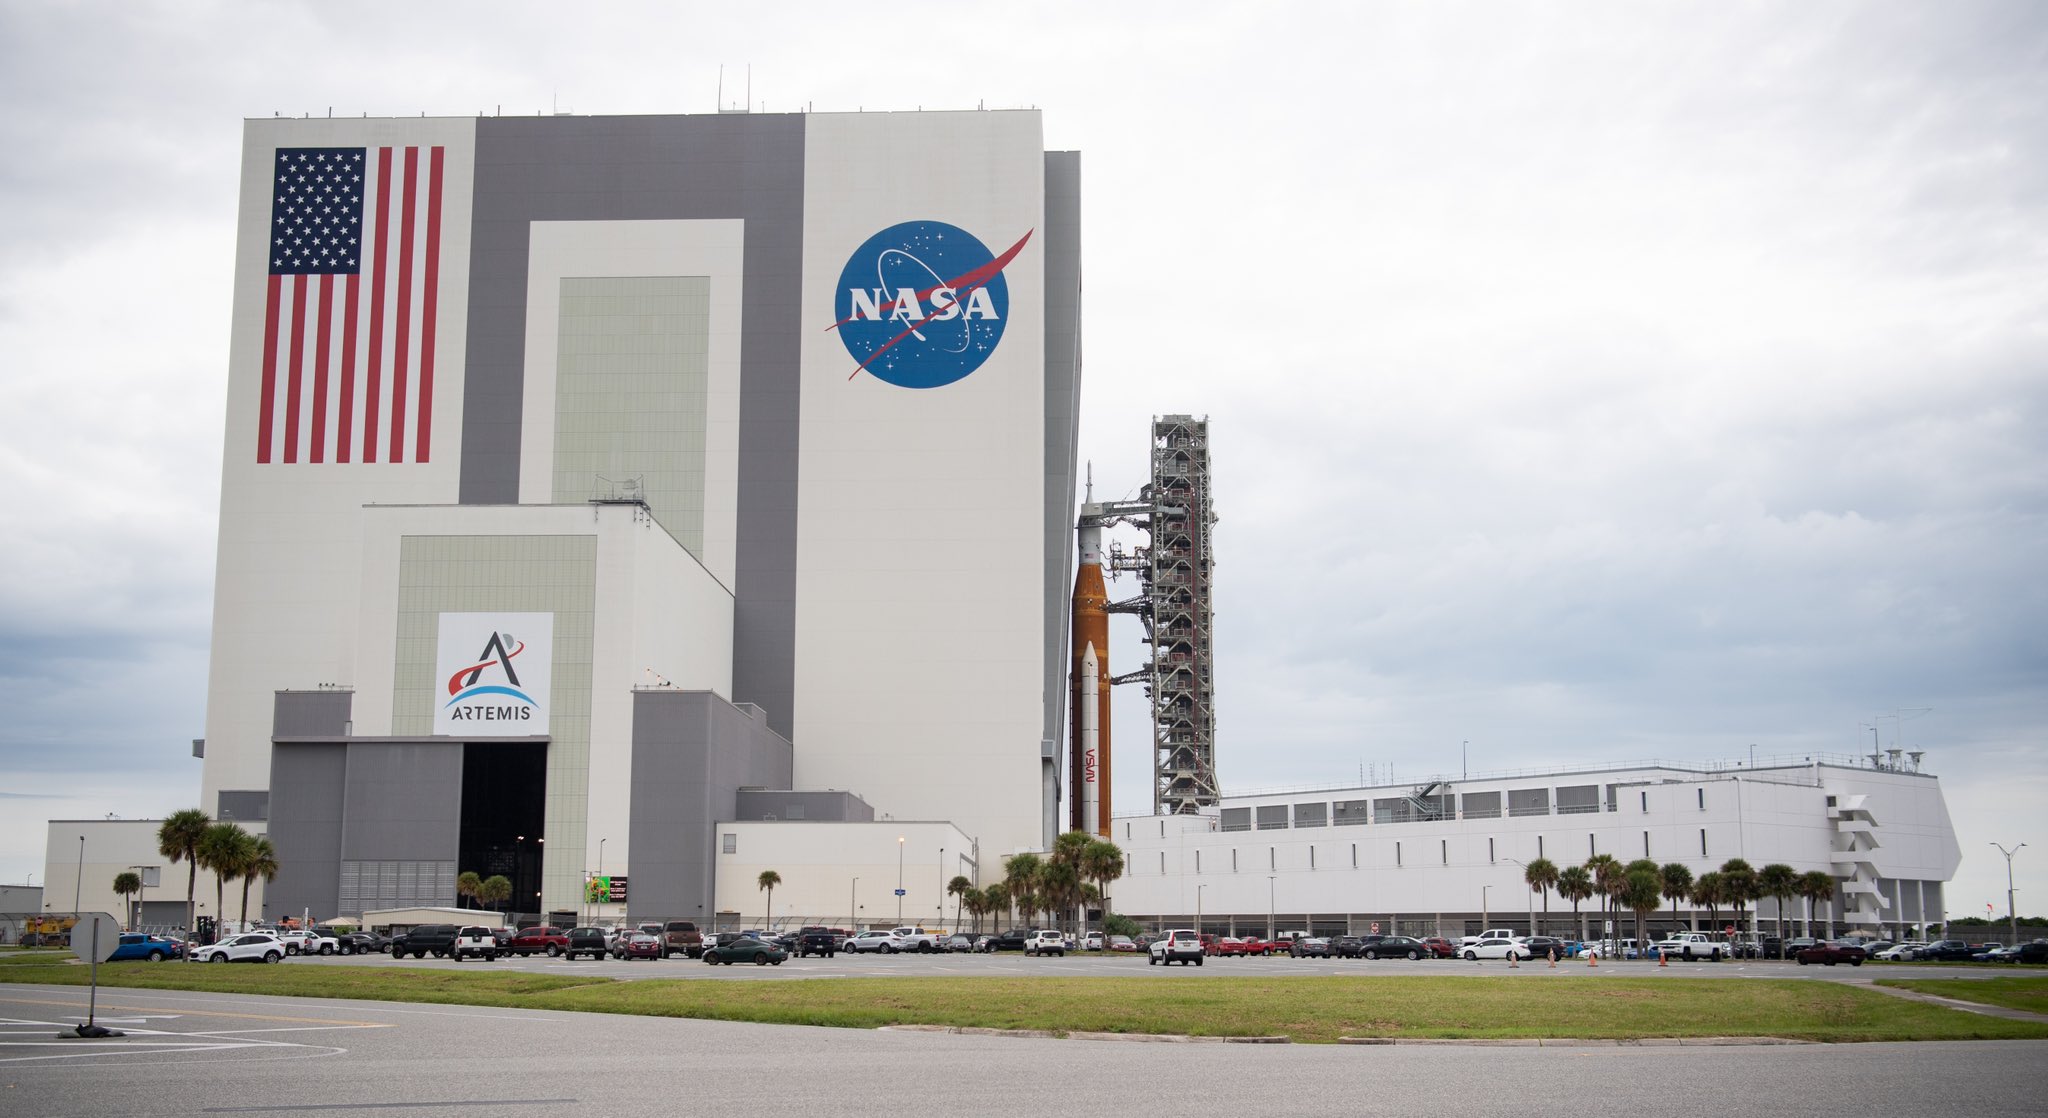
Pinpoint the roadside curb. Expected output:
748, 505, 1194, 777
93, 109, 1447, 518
1338, 1036, 1813, 1047
879, 1025, 1290, 1043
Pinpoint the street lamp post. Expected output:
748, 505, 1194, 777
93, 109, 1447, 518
1991, 842, 2027, 946
851, 878, 859, 930
1196, 884, 1206, 938
1267, 875, 1276, 940
897, 836, 905, 924
1481, 884, 1491, 937
938, 847, 945, 929
74, 835, 85, 921
1506, 857, 1535, 936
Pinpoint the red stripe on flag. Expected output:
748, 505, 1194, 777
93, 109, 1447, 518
416, 146, 444, 463
364, 147, 392, 464
390, 147, 419, 464
258, 275, 281, 463
311, 274, 333, 462
284, 276, 308, 463
338, 274, 359, 463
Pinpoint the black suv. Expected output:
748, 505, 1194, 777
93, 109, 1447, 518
400, 924, 460, 959
982, 928, 1031, 952
796, 926, 840, 958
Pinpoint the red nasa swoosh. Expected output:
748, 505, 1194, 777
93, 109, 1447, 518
831, 229, 1034, 379
446, 640, 523, 696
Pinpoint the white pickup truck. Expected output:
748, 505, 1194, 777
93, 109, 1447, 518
884, 926, 941, 953
1649, 932, 1727, 961
1459, 928, 1518, 947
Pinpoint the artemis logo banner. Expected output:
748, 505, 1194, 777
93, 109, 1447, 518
434, 613, 551, 736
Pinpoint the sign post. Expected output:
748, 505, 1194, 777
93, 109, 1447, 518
59, 913, 124, 1039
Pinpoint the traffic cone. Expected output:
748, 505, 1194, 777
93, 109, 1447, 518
1548, 949, 1557, 969
1509, 953, 1519, 969
1658, 948, 1668, 968
1588, 947, 1598, 967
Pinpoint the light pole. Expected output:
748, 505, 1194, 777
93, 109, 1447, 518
1991, 842, 2026, 946
1506, 858, 1535, 936
1196, 884, 1206, 937
129, 865, 154, 933
1481, 884, 1490, 936
1267, 875, 1276, 940
897, 836, 905, 924
74, 835, 86, 921
851, 878, 859, 929
598, 837, 607, 924
938, 847, 945, 929
1462, 740, 1468, 781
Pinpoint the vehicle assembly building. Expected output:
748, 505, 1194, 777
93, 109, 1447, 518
193, 107, 1084, 926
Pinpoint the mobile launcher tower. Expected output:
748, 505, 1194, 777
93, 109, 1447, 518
1069, 415, 1219, 834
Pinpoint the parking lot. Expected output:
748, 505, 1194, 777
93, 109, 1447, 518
267, 944, 2005, 985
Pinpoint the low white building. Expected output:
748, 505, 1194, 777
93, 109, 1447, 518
709, 819, 975, 933
37, 818, 273, 936
1106, 754, 1959, 942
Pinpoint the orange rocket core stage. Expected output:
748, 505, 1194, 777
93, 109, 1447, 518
1070, 554, 1111, 836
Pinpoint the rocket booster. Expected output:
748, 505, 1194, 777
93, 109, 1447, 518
1070, 515, 1111, 836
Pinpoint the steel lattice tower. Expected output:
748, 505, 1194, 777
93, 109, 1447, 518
1143, 416, 1218, 813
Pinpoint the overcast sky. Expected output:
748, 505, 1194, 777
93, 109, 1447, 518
2, 2, 2041, 918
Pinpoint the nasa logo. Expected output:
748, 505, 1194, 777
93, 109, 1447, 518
830, 220, 1032, 389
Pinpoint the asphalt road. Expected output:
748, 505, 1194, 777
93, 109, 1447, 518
1, 983, 2042, 1117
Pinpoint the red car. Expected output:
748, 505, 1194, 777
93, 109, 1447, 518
615, 932, 662, 960
503, 926, 570, 957
1241, 937, 1280, 956
1795, 941, 1868, 967
1211, 936, 1249, 956
1420, 937, 1457, 959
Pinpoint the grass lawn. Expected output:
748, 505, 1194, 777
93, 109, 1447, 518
1876, 976, 2048, 1015
4, 962, 2046, 1043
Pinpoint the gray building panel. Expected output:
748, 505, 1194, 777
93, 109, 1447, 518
339, 743, 463, 863
266, 743, 347, 923
1041, 150, 1084, 844
273, 690, 353, 737
628, 690, 793, 924
734, 789, 874, 823
459, 113, 806, 739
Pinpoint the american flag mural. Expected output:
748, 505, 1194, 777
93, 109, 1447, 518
260, 145, 444, 464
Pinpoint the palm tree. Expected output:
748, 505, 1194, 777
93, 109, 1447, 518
1038, 859, 1082, 932
1080, 839, 1126, 921
757, 870, 782, 929
157, 808, 211, 939
479, 875, 512, 915
1718, 859, 1757, 938
1623, 864, 1663, 951
1757, 863, 1797, 942
947, 875, 972, 932
1660, 863, 1694, 930
1691, 872, 1724, 934
1797, 870, 1836, 939
1556, 866, 1594, 943
197, 823, 253, 935
112, 871, 142, 931
1587, 854, 1622, 947
982, 880, 1011, 931
240, 838, 279, 929
1004, 853, 1044, 926
456, 871, 483, 910
1523, 857, 1558, 935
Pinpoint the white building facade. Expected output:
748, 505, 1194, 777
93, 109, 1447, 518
1108, 755, 1960, 942
186, 109, 1083, 927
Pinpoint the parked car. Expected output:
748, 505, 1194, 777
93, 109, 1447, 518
452, 926, 501, 961
1149, 928, 1204, 966
503, 926, 570, 957
704, 938, 787, 965
1108, 935, 1138, 953
884, 927, 941, 953
341, 931, 389, 954
1462, 935, 1529, 961
615, 932, 662, 960
1025, 929, 1066, 957
199, 932, 286, 963
1521, 936, 1566, 960
399, 925, 461, 959
1980, 942, 2048, 964
1795, 941, 1868, 966
1915, 940, 1979, 962
1873, 941, 1924, 961
797, 928, 844, 957
980, 928, 1032, 952
1214, 936, 1250, 957
1358, 935, 1432, 961
559, 926, 608, 960
1420, 937, 1458, 959
1649, 933, 1728, 961
277, 929, 340, 956
847, 931, 893, 953
1240, 936, 1282, 956
1291, 937, 1332, 958
1083, 930, 1106, 951
942, 934, 976, 953
661, 920, 704, 959
108, 933, 184, 962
